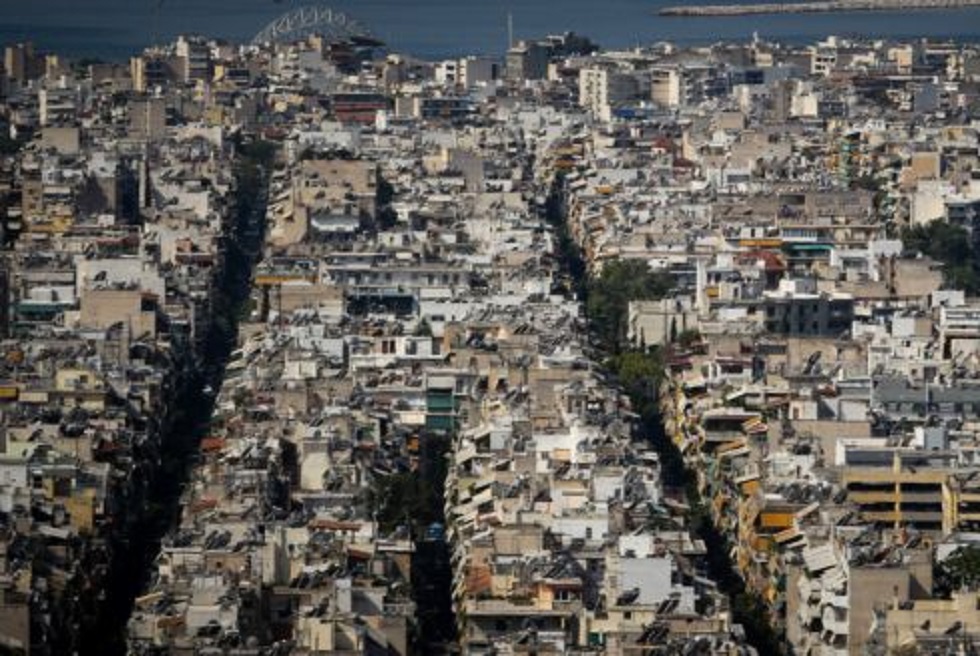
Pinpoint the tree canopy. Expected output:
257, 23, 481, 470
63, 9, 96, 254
902, 221, 980, 294
935, 546, 980, 596
607, 350, 663, 415
586, 259, 673, 353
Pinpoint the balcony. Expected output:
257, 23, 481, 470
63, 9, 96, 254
847, 490, 897, 505
821, 607, 849, 637
897, 491, 943, 505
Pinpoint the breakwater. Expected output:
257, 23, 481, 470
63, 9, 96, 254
660, 0, 980, 17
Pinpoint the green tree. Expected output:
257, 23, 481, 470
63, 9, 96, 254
936, 546, 980, 596
544, 171, 783, 655
374, 176, 399, 230
367, 433, 450, 536
676, 328, 702, 349
586, 260, 673, 353
0, 133, 26, 156
377, 176, 395, 206
377, 205, 398, 230
369, 472, 439, 534
902, 221, 980, 294
947, 265, 980, 294
414, 318, 433, 337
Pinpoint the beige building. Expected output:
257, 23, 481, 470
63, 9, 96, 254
3, 42, 40, 86
651, 67, 683, 108
78, 288, 156, 338
579, 67, 640, 120
39, 126, 80, 155
881, 592, 980, 651
129, 97, 167, 140
627, 298, 697, 348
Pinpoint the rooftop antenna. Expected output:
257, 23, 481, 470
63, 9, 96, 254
508, 12, 514, 50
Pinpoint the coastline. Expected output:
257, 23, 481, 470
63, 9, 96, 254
660, 0, 980, 17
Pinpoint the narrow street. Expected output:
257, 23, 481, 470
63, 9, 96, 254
77, 139, 274, 655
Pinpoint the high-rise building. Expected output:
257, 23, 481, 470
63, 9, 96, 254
38, 87, 77, 127
459, 56, 498, 87
175, 36, 212, 84
506, 40, 548, 81
651, 67, 683, 108
130, 54, 174, 93
130, 56, 147, 93
128, 97, 167, 140
3, 42, 42, 87
579, 67, 641, 119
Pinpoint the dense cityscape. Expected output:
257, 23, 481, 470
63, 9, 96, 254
3, 7, 980, 656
